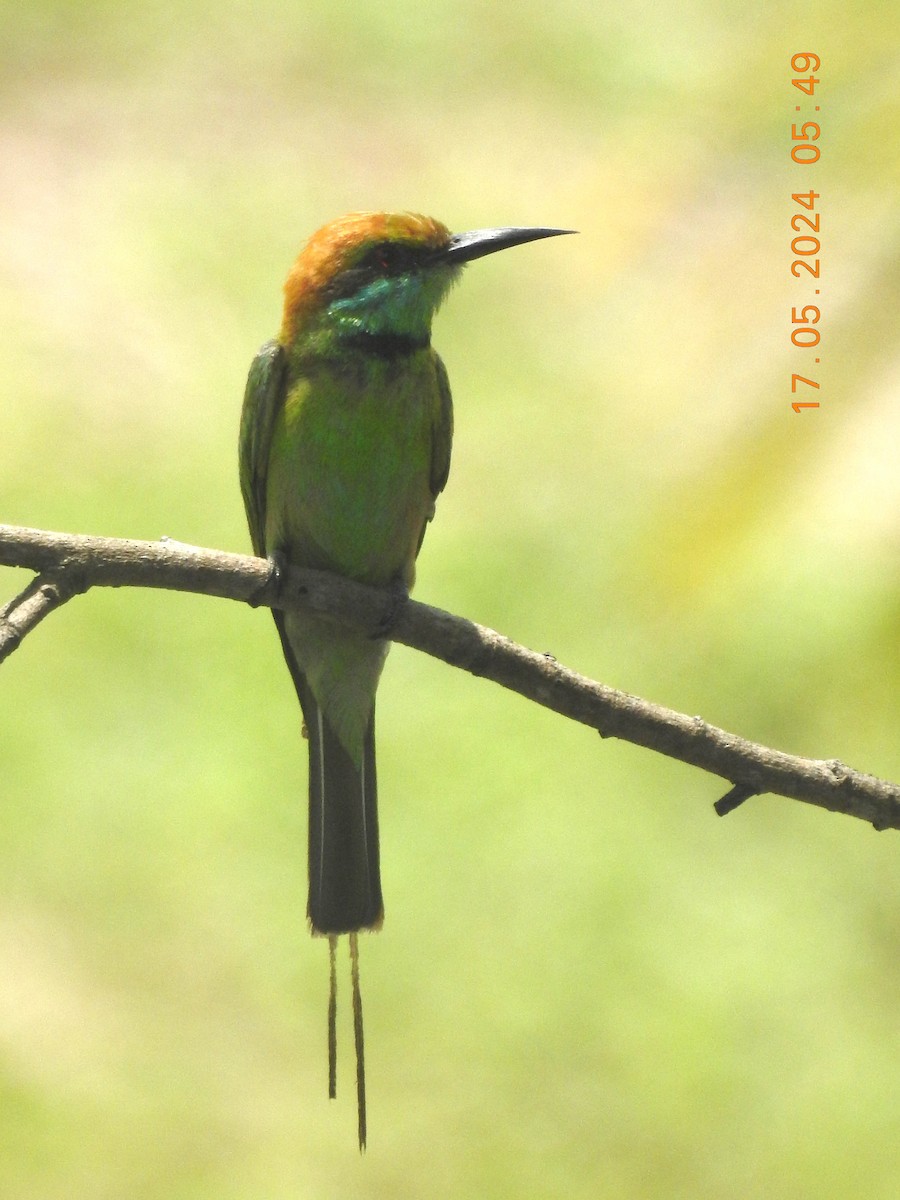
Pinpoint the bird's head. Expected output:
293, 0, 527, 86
280, 211, 574, 350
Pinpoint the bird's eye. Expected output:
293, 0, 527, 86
366, 243, 413, 274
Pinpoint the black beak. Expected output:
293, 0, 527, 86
439, 226, 577, 265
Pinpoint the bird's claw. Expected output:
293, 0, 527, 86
248, 551, 287, 608
372, 579, 409, 639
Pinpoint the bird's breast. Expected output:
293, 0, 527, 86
265, 351, 440, 587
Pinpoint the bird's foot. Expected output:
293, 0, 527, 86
248, 551, 288, 608
372, 578, 409, 639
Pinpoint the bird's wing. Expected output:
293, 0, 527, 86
239, 339, 288, 557
429, 351, 454, 499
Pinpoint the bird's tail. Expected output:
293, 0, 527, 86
304, 688, 383, 935
304, 698, 379, 1151
272, 611, 380, 1148
272, 612, 383, 935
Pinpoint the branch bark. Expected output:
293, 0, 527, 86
1, 522, 898, 832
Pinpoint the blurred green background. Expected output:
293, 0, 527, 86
2, 2, 898, 1197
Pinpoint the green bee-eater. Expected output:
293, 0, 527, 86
239, 211, 573, 1146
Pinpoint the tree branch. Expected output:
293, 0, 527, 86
1, 522, 898, 832
0, 570, 81, 660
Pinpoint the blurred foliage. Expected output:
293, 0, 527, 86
1, 1, 898, 1197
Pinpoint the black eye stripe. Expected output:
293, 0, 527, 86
323, 241, 430, 302
323, 267, 370, 301
358, 241, 420, 274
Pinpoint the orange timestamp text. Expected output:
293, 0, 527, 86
789, 53, 822, 412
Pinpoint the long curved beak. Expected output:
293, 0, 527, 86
440, 226, 577, 265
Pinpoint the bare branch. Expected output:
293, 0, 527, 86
1, 522, 898, 832
0, 573, 76, 663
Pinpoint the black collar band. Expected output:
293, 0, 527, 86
342, 331, 430, 358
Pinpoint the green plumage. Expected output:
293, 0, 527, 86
240, 324, 453, 934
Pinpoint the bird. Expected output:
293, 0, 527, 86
239, 211, 574, 1148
